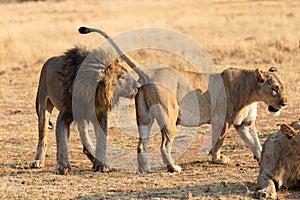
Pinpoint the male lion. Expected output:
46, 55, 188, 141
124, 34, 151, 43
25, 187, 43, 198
79, 27, 287, 173
257, 119, 300, 199
29, 45, 139, 174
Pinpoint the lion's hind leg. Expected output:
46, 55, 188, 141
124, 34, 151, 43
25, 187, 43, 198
211, 123, 230, 164
136, 88, 153, 173
151, 102, 180, 172
137, 120, 153, 173
55, 112, 72, 175
160, 124, 181, 173
30, 99, 54, 169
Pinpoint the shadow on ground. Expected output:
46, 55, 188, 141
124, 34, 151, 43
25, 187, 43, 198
74, 181, 257, 199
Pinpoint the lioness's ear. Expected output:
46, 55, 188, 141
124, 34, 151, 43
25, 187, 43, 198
268, 67, 278, 73
281, 123, 299, 139
255, 68, 266, 85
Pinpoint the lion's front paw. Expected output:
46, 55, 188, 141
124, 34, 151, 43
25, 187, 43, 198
29, 160, 44, 169
56, 167, 71, 175
92, 160, 110, 173
167, 164, 182, 173
212, 155, 230, 164
256, 189, 277, 200
137, 153, 150, 173
138, 165, 150, 173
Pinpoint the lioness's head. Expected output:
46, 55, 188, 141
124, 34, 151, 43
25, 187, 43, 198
255, 67, 287, 116
113, 61, 140, 102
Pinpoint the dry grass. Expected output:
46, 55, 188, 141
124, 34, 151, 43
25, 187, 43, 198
0, 0, 299, 199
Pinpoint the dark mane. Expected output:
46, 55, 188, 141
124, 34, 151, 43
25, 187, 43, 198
59, 45, 122, 123
61, 45, 90, 123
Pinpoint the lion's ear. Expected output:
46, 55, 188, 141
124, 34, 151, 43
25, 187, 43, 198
268, 67, 278, 73
281, 123, 299, 139
255, 68, 266, 85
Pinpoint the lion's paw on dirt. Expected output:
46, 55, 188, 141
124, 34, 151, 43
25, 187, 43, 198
256, 189, 277, 200
212, 155, 231, 164
92, 161, 110, 173
56, 167, 71, 175
29, 160, 44, 169
138, 166, 151, 173
167, 164, 182, 173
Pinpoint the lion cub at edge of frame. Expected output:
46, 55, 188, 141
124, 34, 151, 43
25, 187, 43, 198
257, 119, 300, 200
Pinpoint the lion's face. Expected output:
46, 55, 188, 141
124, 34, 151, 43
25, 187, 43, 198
281, 119, 300, 154
113, 63, 139, 100
256, 67, 287, 115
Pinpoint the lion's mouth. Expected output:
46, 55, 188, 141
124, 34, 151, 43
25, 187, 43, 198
268, 105, 283, 117
268, 105, 280, 113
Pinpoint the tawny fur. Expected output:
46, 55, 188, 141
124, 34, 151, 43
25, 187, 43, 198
30, 45, 139, 175
257, 119, 300, 199
78, 26, 287, 173
135, 67, 287, 172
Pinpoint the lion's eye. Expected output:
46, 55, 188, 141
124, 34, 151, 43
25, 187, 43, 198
272, 88, 278, 96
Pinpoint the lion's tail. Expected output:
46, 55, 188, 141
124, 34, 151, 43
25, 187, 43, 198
35, 88, 54, 130
78, 26, 148, 84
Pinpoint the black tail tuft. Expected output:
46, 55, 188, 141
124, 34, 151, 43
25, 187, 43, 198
78, 27, 90, 34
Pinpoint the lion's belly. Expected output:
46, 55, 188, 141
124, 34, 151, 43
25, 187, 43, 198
177, 90, 211, 127
178, 111, 203, 127
47, 68, 65, 111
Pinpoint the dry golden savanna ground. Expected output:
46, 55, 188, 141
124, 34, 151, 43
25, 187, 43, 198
0, 0, 300, 199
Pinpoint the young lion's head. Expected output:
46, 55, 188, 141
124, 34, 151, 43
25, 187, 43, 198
255, 67, 287, 116
281, 119, 300, 154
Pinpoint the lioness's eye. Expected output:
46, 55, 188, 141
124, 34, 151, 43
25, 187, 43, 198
272, 88, 278, 95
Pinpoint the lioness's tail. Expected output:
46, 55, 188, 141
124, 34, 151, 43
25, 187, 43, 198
78, 26, 147, 83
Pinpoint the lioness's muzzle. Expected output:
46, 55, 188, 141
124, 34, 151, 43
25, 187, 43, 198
268, 105, 279, 113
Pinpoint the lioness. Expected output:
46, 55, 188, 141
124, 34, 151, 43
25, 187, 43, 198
257, 119, 300, 199
135, 67, 287, 172
30, 45, 139, 174
79, 27, 287, 173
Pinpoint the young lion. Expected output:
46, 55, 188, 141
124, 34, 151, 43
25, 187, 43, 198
257, 119, 300, 199
29, 45, 139, 174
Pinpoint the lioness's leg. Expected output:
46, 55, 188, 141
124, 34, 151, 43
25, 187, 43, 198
30, 99, 54, 168
160, 124, 181, 172
211, 123, 230, 164
154, 106, 180, 172
137, 120, 153, 173
55, 112, 71, 175
234, 121, 262, 162
92, 112, 110, 173
257, 173, 277, 199
136, 89, 153, 173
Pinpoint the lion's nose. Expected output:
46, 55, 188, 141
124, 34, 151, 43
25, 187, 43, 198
280, 102, 287, 107
280, 102, 287, 109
